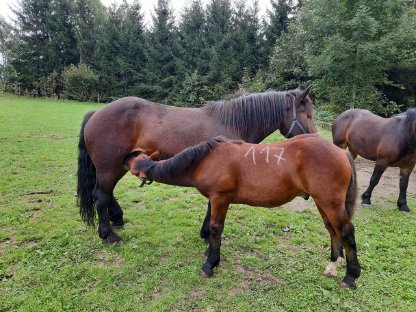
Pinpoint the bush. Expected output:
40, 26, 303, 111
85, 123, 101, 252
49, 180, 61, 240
63, 64, 99, 102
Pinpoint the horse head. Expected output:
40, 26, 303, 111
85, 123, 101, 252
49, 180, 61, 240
282, 86, 317, 138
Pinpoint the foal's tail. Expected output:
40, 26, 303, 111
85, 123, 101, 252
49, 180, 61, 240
134, 136, 227, 183
345, 153, 358, 219
76, 111, 96, 226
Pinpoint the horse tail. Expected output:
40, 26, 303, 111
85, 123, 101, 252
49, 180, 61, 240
345, 152, 358, 219
77, 111, 97, 226
135, 136, 227, 182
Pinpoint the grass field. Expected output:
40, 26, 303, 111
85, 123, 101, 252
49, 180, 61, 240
1, 93, 416, 311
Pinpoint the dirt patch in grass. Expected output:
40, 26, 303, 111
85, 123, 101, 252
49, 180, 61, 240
95, 251, 122, 268
232, 259, 282, 288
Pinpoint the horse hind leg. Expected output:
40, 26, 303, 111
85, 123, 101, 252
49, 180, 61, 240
94, 172, 125, 244
317, 206, 345, 278
362, 161, 387, 206
397, 166, 415, 212
108, 195, 125, 228
200, 201, 211, 243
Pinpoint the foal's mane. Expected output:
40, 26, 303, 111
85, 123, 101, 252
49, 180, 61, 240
204, 90, 301, 137
135, 136, 237, 181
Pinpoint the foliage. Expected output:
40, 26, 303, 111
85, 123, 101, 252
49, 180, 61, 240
268, 0, 416, 114
1, 0, 415, 112
62, 64, 98, 102
1, 94, 416, 310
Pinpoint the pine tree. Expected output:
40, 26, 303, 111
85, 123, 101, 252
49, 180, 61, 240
144, 0, 180, 102
95, 1, 146, 101
73, 0, 105, 65
11, 0, 78, 96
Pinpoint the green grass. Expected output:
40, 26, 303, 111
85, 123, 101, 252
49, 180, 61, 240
1, 93, 415, 311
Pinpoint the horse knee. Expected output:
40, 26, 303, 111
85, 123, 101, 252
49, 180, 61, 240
209, 221, 224, 238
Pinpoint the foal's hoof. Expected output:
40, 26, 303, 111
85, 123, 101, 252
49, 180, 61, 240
200, 265, 213, 278
340, 276, 356, 289
398, 206, 410, 213
104, 232, 122, 244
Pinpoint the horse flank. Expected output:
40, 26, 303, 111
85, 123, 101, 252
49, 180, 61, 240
134, 136, 233, 182
204, 91, 297, 138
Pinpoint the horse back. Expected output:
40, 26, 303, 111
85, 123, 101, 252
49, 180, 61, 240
193, 136, 351, 207
332, 109, 403, 161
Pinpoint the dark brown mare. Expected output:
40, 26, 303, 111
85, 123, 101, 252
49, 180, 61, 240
332, 108, 416, 212
126, 135, 361, 288
77, 89, 317, 243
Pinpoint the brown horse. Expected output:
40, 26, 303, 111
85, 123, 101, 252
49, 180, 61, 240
332, 108, 416, 212
126, 135, 361, 288
77, 89, 317, 243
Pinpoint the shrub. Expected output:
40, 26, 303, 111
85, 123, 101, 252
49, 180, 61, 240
63, 64, 99, 102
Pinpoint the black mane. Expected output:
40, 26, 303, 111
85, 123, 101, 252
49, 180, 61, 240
135, 136, 230, 182
404, 108, 416, 147
203, 90, 302, 138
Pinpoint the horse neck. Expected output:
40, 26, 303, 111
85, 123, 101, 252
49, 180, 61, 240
204, 98, 285, 144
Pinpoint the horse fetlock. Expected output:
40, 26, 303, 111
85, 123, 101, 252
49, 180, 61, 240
111, 220, 125, 229
323, 257, 344, 277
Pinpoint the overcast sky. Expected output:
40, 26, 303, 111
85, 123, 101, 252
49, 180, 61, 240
1, 0, 272, 26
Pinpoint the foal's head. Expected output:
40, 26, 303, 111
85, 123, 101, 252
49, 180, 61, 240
281, 87, 317, 138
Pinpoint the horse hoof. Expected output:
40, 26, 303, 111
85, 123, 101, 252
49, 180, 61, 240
399, 206, 410, 213
340, 277, 356, 289
104, 232, 122, 244
200, 264, 213, 278
361, 200, 371, 206
200, 269, 213, 278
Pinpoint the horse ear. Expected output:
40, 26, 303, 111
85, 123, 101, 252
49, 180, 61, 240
301, 86, 312, 100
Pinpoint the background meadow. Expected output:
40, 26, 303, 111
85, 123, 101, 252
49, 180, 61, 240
1, 94, 416, 311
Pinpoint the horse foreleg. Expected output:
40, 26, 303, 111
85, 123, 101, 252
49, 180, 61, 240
362, 162, 387, 206
94, 185, 121, 244
199, 201, 211, 243
397, 166, 414, 212
200, 197, 229, 278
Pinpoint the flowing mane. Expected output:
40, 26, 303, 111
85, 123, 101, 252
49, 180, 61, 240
135, 136, 236, 181
404, 108, 416, 133
203, 90, 300, 138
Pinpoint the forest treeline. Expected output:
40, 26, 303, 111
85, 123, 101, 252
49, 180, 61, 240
0, 0, 415, 116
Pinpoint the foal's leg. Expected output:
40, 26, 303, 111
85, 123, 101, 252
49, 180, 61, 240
200, 197, 229, 277
397, 166, 415, 212
327, 212, 360, 288
339, 220, 360, 288
362, 161, 387, 206
316, 205, 344, 277
94, 177, 122, 244
199, 201, 211, 243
